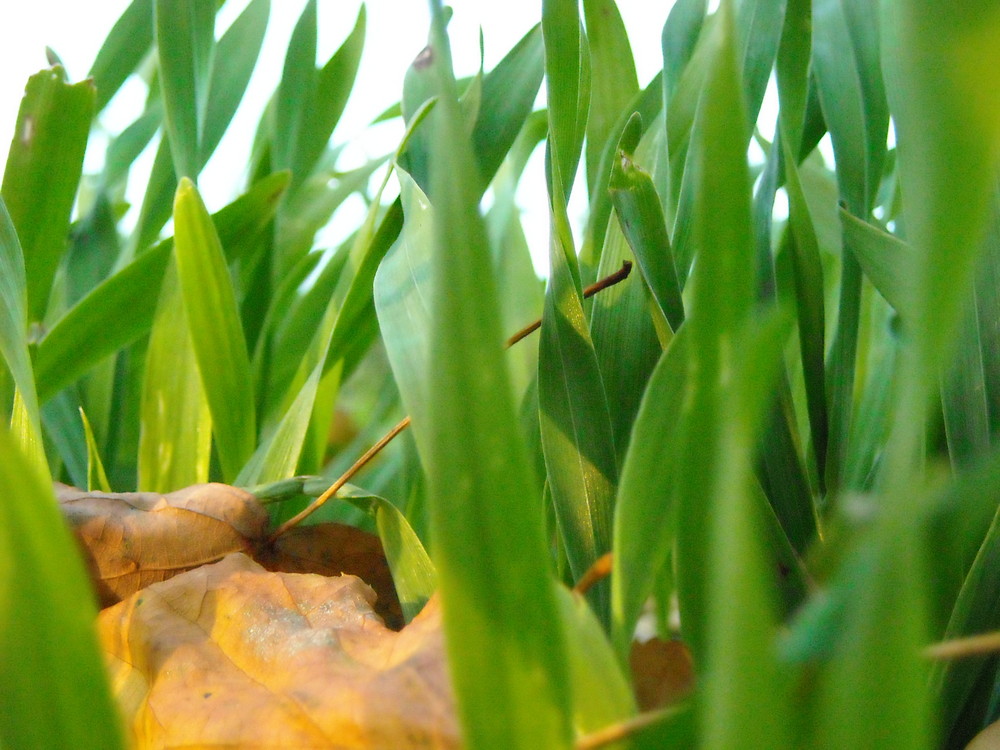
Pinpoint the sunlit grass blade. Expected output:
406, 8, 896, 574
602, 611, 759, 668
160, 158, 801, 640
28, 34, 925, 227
88, 0, 153, 112
138, 264, 211, 491
0, 67, 94, 320
35, 172, 288, 403
581, 0, 638, 193
80, 407, 112, 492
0, 197, 45, 475
422, 3, 573, 746
0, 427, 125, 749
154, 0, 215, 181
173, 178, 255, 481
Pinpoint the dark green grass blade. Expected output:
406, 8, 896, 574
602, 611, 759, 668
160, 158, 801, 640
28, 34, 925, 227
421, 3, 573, 746
543, 0, 586, 201
88, 0, 154, 112
1, 67, 94, 321
34, 173, 288, 403
0, 427, 125, 750
609, 113, 685, 332
173, 179, 256, 481
272, 0, 317, 177
154, 0, 216, 181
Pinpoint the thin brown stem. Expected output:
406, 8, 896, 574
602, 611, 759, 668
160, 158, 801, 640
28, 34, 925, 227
576, 705, 687, 750
267, 260, 633, 543
925, 631, 1000, 660
573, 552, 613, 596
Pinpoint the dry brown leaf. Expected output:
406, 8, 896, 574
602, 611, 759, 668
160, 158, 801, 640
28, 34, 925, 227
58, 482, 269, 607
100, 553, 457, 750
257, 523, 404, 630
629, 637, 695, 711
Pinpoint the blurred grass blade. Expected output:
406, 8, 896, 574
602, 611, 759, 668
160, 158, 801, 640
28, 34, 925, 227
840, 208, 915, 322
0, 427, 125, 749
35, 172, 288, 403
138, 263, 211, 492
581, 0, 638, 193
338, 485, 436, 623
1, 67, 94, 320
88, 0, 154, 112
0, 197, 45, 475
272, 0, 317, 176
154, 0, 216, 180
422, 3, 573, 747
662, 0, 707, 101
673, 0, 755, 661
734, 0, 786, 129
609, 113, 685, 333
173, 178, 255, 481
100, 102, 162, 190
80, 407, 112, 492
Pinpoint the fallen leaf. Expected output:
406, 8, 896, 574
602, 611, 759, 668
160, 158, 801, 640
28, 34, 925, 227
257, 523, 404, 630
100, 553, 457, 749
630, 637, 695, 711
59, 482, 269, 607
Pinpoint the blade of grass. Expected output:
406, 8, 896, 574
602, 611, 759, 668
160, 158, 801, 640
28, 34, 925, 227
1, 67, 94, 321
173, 178, 256, 481
662, 0, 707, 102
80, 407, 113, 492
543, 0, 586, 202
154, 0, 215, 181
0, 426, 125, 749
88, 0, 154, 112
422, 3, 573, 746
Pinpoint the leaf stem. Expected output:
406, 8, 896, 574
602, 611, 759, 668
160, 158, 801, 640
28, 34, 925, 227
267, 260, 633, 541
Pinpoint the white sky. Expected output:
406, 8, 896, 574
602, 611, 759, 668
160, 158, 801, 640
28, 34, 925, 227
0, 1, 673, 265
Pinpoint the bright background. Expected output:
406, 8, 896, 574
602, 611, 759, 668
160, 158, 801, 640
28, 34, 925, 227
0, 1, 674, 268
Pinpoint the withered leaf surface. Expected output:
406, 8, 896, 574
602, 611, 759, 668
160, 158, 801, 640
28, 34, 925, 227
58, 482, 268, 607
257, 523, 403, 630
100, 553, 457, 750
629, 637, 695, 711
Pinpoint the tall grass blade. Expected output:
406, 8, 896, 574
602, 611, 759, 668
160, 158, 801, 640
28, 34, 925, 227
421, 3, 573, 746
173, 179, 255, 481
0, 427, 125, 749
88, 0, 154, 112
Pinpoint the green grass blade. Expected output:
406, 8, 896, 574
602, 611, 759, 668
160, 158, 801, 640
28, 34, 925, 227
339, 485, 437, 623
609, 113, 685, 332
1, 67, 94, 321
40, 391, 87, 487
840, 209, 915, 323
80, 407, 112, 492
35, 172, 288, 403
0, 427, 125, 749
101, 103, 162, 190
173, 178, 255, 481
200, 0, 270, 163
290, 5, 364, 188
422, 3, 573, 746
138, 263, 211, 492
581, 0, 638, 193
543, 0, 586, 200
673, 0, 755, 661
662, 0, 707, 102
0, 197, 45, 475
154, 0, 216, 181
88, 0, 154, 112
734, 0, 787, 128
611, 328, 689, 656
272, 0, 317, 176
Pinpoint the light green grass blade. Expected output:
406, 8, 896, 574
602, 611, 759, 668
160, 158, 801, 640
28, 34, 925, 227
154, 0, 215, 181
338, 485, 436, 623
581, 0, 638, 193
34, 172, 287, 403
422, 3, 573, 747
662, 0, 707, 102
0, 427, 125, 750
79, 408, 112, 492
173, 178, 255, 481
840, 209, 915, 323
100, 103, 161, 190
735, 0, 787, 129
138, 263, 211, 492
272, 0, 317, 177
88, 0, 154, 112
0, 197, 45, 475
543, 0, 586, 201
1, 67, 94, 320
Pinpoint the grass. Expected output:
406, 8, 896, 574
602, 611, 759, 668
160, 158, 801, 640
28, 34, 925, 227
3, 0, 1000, 747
